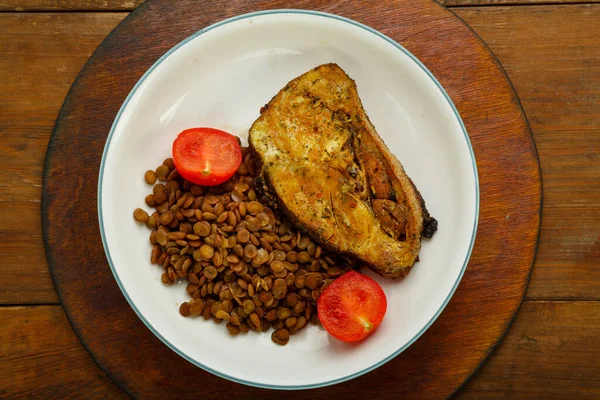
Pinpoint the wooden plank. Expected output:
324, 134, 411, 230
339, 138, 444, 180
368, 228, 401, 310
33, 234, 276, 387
0, 13, 126, 304
0, 202, 59, 304
0, 0, 143, 11
0, 306, 127, 399
457, 301, 600, 399
2, 302, 597, 398
0, 12, 127, 203
453, 4, 600, 300
441, 0, 600, 6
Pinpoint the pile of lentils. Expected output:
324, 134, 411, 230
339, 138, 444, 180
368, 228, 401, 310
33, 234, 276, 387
133, 146, 351, 345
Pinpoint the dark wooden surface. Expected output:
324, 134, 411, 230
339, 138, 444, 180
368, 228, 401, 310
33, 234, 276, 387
42, 0, 539, 399
439, 0, 599, 5
3, 0, 600, 10
1, 1, 599, 399
454, 5, 600, 301
0, 0, 144, 10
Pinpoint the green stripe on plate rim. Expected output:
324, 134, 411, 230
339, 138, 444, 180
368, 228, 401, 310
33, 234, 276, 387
98, 8, 480, 391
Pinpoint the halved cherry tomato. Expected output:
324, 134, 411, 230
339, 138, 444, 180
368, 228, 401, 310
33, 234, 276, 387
172, 128, 242, 186
318, 271, 387, 342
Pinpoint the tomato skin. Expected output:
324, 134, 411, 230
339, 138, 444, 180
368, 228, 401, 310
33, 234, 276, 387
317, 271, 387, 342
172, 128, 242, 186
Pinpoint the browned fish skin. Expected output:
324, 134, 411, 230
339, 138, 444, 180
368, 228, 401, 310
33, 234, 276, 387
249, 63, 437, 278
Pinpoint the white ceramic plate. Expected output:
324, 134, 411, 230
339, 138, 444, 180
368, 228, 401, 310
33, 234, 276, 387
99, 10, 478, 390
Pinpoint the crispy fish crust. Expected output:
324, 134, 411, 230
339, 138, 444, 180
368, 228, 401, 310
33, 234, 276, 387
249, 63, 436, 278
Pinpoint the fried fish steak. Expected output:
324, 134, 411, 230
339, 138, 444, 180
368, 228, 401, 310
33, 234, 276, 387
249, 63, 437, 278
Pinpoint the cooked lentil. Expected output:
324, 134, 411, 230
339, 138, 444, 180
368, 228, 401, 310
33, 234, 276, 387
134, 149, 353, 345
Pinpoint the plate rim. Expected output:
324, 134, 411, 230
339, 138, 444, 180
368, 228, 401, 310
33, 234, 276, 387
97, 8, 480, 390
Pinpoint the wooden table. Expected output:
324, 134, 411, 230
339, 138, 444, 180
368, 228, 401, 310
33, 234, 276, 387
1, 0, 598, 398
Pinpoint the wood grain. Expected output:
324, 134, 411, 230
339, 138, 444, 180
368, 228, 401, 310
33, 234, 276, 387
456, 301, 600, 399
41, 0, 539, 398
2, 302, 597, 399
2, 0, 597, 10
0, 306, 126, 399
0, 0, 143, 11
0, 202, 58, 304
453, 4, 600, 300
441, 0, 600, 5
0, 12, 127, 203
0, 13, 126, 304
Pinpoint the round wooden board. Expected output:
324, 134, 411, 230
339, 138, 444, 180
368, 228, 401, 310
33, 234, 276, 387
43, 0, 542, 398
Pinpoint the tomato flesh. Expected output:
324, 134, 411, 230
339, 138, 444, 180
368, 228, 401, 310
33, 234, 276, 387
318, 271, 387, 342
172, 128, 242, 186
